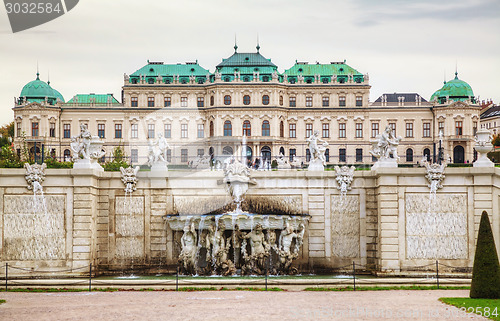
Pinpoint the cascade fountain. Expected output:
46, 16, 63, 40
165, 157, 309, 275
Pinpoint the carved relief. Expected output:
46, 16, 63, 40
331, 195, 360, 258
115, 197, 145, 259
405, 194, 467, 259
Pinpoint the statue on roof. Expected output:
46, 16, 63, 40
272, 70, 278, 80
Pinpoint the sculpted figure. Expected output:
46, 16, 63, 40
370, 125, 401, 160
148, 133, 169, 167
179, 222, 197, 274
71, 123, 92, 160
306, 130, 328, 166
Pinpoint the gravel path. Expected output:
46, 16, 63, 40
0, 290, 487, 321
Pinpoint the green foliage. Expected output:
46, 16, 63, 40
0, 121, 13, 148
44, 156, 73, 169
0, 299, 5, 304
440, 297, 500, 321
470, 211, 500, 299
103, 146, 129, 171
271, 159, 278, 169
0, 145, 23, 168
492, 134, 500, 147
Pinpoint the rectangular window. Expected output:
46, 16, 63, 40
322, 123, 329, 138
371, 123, 379, 138
325, 149, 330, 162
197, 149, 204, 157
131, 124, 138, 139
164, 97, 171, 107
131, 97, 138, 107
49, 123, 55, 137
339, 96, 346, 107
389, 123, 396, 134
197, 97, 204, 107
322, 96, 329, 107
31, 122, 39, 137
423, 122, 431, 138
148, 97, 155, 107
63, 124, 71, 138
181, 124, 188, 138
181, 97, 188, 107
339, 148, 346, 162
406, 122, 414, 138
306, 96, 313, 107
98, 123, 105, 138
289, 148, 296, 162
356, 96, 363, 107
438, 121, 444, 135
131, 149, 138, 163
455, 121, 463, 136
148, 124, 155, 139
289, 123, 296, 138
355, 123, 363, 138
473, 121, 478, 135
356, 148, 363, 162
339, 123, 346, 138
306, 123, 313, 138
181, 149, 188, 162
164, 124, 171, 138
289, 97, 296, 107
17, 122, 21, 137
115, 123, 122, 139
197, 124, 204, 138
166, 149, 172, 162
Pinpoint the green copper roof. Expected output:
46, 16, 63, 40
430, 72, 475, 104
216, 52, 277, 69
19, 73, 64, 103
130, 62, 210, 77
66, 94, 120, 105
284, 62, 363, 76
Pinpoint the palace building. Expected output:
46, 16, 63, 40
12, 46, 481, 166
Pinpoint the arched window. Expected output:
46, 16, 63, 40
262, 120, 270, 136
262, 95, 270, 105
423, 148, 431, 162
222, 146, 233, 155
243, 120, 251, 136
224, 95, 231, 105
210, 96, 214, 106
64, 149, 71, 162
279, 147, 285, 155
279, 121, 284, 137
406, 148, 414, 162
243, 95, 251, 105
224, 120, 232, 136
209, 121, 214, 137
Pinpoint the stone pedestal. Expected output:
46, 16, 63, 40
73, 159, 103, 171
371, 158, 398, 170
150, 162, 168, 173
307, 159, 324, 171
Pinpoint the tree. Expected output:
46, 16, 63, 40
102, 145, 129, 171
470, 211, 500, 298
0, 122, 14, 148
492, 134, 500, 147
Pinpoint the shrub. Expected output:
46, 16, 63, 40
103, 146, 129, 171
0, 145, 23, 168
470, 211, 500, 298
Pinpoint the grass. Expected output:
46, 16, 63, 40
440, 297, 500, 321
305, 285, 470, 291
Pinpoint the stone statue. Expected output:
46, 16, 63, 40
71, 123, 105, 170
334, 165, 355, 196
223, 156, 256, 212
277, 220, 304, 274
272, 70, 278, 80
123, 73, 129, 82
422, 159, 446, 195
306, 130, 328, 171
290, 156, 302, 169
178, 221, 197, 274
232, 224, 244, 268
276, 152, 291, 169
241, 223, 269, 274
120, 166, 140, 194
370, 125, 401, 168
148, 133, 169, 170
24, 163, 46, 195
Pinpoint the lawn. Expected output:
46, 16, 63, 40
440, 297, 500, 321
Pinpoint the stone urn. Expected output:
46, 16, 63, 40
473, 128, 494, 168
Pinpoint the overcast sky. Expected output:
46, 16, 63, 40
0, 0, 498, 126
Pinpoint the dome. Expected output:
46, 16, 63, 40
19, 73, 64, 104
430, 72, 475, 104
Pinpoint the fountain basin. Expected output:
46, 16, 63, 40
164, 213, 309, 231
